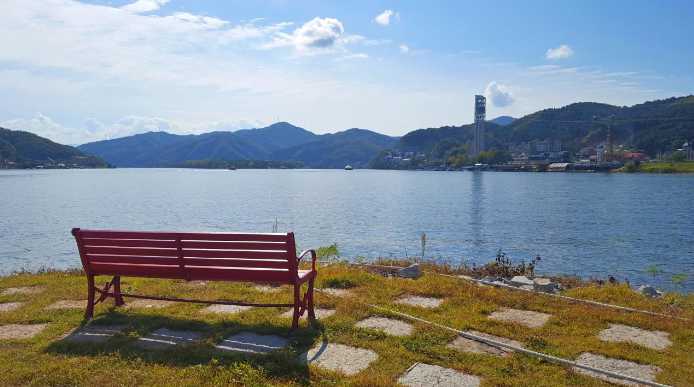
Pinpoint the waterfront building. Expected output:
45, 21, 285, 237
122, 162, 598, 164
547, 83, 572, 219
684, 141, 693, 161
470, 95, 486, 158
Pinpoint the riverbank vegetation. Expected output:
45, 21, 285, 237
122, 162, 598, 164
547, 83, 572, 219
622, 161, 694, 173
0, 258, 692, 386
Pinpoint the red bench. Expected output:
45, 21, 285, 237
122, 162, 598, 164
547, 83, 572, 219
71, 228, 317, 329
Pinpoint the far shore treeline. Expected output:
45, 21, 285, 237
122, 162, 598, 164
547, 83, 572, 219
2, 95, 694, 171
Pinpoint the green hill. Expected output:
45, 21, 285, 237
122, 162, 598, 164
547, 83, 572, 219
379, 95, 694, 165
0, 127, 108, 168
271, 128, 398, 168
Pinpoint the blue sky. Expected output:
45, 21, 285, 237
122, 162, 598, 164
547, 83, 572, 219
0, 0, 692, 144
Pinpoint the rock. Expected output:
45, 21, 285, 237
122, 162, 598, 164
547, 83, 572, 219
397, 264, 422, 279
396, 295, 444, 309
533, 277, 559, 293
637, 285, 662, 298
299, 342, 378, 376
510, 276, 534, 287
398, 363, 481, 387
598, 324, 671, 351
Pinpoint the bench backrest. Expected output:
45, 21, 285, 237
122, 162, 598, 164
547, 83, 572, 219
72, 228, 299, 283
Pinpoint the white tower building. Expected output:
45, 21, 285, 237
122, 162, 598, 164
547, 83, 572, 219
471, 95, 486, 159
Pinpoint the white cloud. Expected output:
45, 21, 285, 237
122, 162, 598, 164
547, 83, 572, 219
1, 113, 264, 145
122, 0, 169, 14
374, 10, 398, 26
485, 81, 515, 107
336, 53, 369, 61
169, 12, 229, 29
1, 113, 81, 145
267, 17, 345, 51
545, 44, 574, 60
399, 44, 410, 54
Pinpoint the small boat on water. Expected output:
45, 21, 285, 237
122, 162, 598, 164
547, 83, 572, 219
344, 165, 353, 170
228, 166, 236, 171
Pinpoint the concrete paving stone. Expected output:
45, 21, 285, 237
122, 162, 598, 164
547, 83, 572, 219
299, 342, 378, 376
355, 316, 414, 337
395, 295, 444, 309
447, 330, 523, 357
0, 302, 24, 312
1, 286, 46, 296
46, 300, 85, 310
573, 353, 661, 386
320, 288, 352, 297
598, 324, 672, 350
137, 328, 203, 349
63, 324, 127, 343
488, 307, 551, 328
0, 323, 49, 340
398, 363, 481, 387
216, 331, 289, 354
280, 308, 335, 320
201, 304, 253, 314
125, 299, 178, 309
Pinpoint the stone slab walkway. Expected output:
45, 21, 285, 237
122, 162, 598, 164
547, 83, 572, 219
321, 288, 352, 297
300, 342, 378, 376
201, 304, 253, 314
355, 316, 414, 337
1, 286, 45, 296
398, 363, 481, 387
0, 323, 48, 340
216, 331, 289, 354
125, 299, 177, 309
137, 328, 203, 349
488, 307, 551, 328
573, 353, 661, 386
64, 325, 127, 343
598, 324, 671, 350
395, 295, 444, 309
447, 330, 523, 357
0, 302, 24, 312
46, 300, 85, 310
280, 308, 335, 320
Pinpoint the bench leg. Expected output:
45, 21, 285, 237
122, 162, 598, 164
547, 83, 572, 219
85, 274, 95, 320
113, 276, 125, 307
307, 276, 316, 322
291, 283, 301, 330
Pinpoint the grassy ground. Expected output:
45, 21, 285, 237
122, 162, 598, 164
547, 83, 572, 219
634, 161, 694, 173
0, 265, 692, 386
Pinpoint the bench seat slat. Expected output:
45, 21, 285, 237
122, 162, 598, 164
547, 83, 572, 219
89, 263, 184, 279
84, 246, 179, 257
182, 258, 289, 269
182, 249, 289, 260
82, 238, 178, 248
186, 267, 292, 282
181, 241, 288, 250
87, 255, 179, 266
78, 230, 289, 242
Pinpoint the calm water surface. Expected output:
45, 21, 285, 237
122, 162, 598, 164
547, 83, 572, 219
1, 169, 692, 291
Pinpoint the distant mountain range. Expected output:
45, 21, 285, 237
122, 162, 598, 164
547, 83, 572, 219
78, 122, 398, 168
490, 116, 516, 126
5, 96, 693, 169
0, 127, 107, 168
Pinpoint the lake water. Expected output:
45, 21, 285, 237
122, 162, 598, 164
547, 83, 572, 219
1, 169, 692, 291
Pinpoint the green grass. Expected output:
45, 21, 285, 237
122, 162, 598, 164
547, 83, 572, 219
636, 161, 694, 173
1, 265, 692, 386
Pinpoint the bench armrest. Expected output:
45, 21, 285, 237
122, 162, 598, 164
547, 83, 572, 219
297, 249, 317, 271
